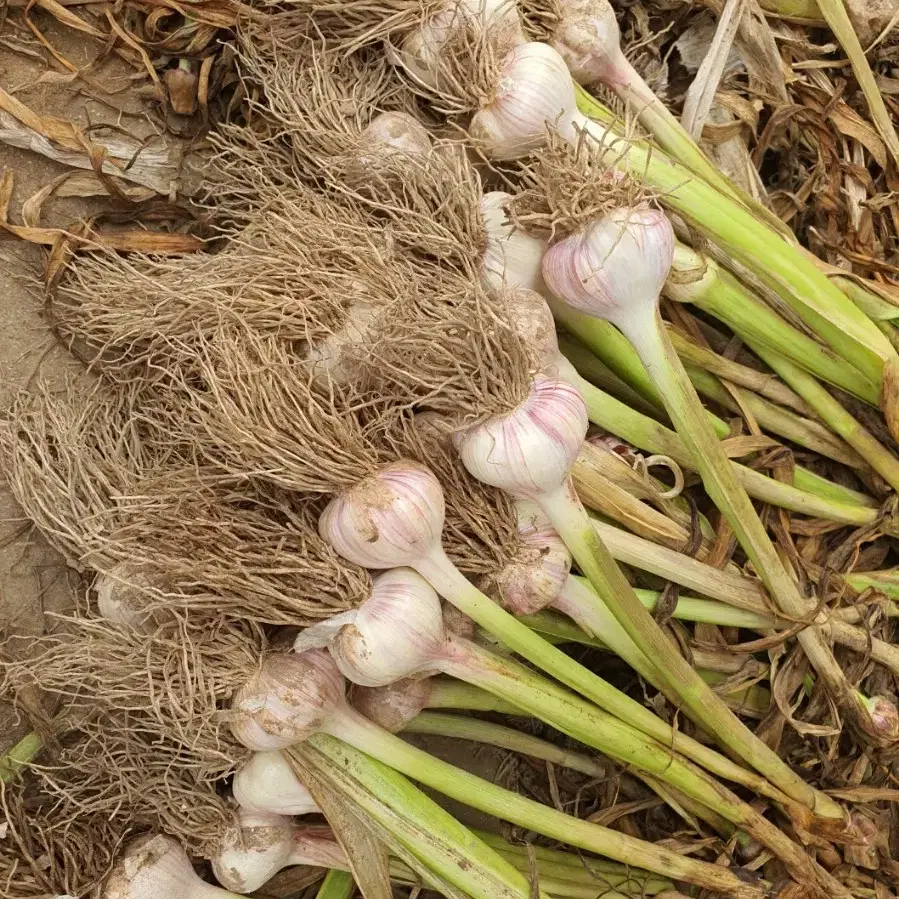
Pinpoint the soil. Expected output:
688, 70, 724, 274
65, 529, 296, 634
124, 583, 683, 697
0, 15, 158, 747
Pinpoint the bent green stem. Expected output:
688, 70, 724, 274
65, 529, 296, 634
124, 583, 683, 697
312, 723, 762, 897
560, 325, 877, 520
622, 311, 887, 748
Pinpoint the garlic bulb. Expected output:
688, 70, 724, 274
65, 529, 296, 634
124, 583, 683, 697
213, 809, 346, 893
352, 677, 434, 732
232, 750, 320, 817
861, 694, 899, 742
542, 205, 675, 334
394, 0, 524, 89
103, 834, 236, 899
480, 191, 548, 293
95, 563, 154, 632
333, 569, 448, 686
230, 651, 345, 751
361, 111, 433, 156
319, 461, 446, 570
469, 42, 581, 160
547, 0, 628, 87
454, 376, 588, 503
491, 500, 572, 615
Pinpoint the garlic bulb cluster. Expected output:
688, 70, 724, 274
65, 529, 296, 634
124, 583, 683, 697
213, 809, 346, 893
454, 376, 588, 503
319, 461, 447, 571
480, 191, 548, 293
232, 750, 320, 817
230, 651, 345, 751
492, 500, 572, 615
295, 568, 449, 687
546, 0, 628, 87
542, 206, 675, 335
103, 834, 236, 899
352, 677, 434, 733
470, 42, 582, 160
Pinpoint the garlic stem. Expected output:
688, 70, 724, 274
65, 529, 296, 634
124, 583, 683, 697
748, 342, 899, 494
624, 312, 896, 748
403, 710, 608, 778
0, 731, 42, 783
315, 870, 355, 899
665, 250, 879, 404
561, 343, 878, 523
309, 724, 762, 897
425, 677, 524, 714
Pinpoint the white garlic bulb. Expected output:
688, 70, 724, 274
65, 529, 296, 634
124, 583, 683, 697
542, 205, 675, 333
479, 191, 548, 293
470, 43, 581, 160
454, 376, 588, 502
232, 750, 320, 817
548, 0, 627, 87
319, 462, 446, 570
103, 834, 236, 899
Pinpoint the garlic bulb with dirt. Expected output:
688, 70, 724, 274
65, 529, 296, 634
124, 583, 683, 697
352, 676, 435, 732
345, 111, 434, 185
487, 499, 572, 615
232, 750, 320, 817
295, 568, 447, 686
212, 809, 346, 893
230, 651, 346, 751
95, 564, 155, 632
103, 834, 241, 899
542, 0, 626, 87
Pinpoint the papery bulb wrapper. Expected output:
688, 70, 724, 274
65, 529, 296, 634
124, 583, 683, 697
319, 462, 446, 570
470, 43, 579, 161
548, 0, 627, 87
233, 750, 320, 817
542, 206, 675, 331
480, 191, 548, 293
455, 376, 587, 501
352, 677, 433, 733
230, 651, 345, 751
103, 834, 227, 899
491, 500, 572, 615
326, 568, 448, 687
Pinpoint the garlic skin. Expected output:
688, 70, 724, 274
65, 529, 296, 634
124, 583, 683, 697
454, 376, 588, 503
230, 651, 345, 751
394, 0, 524, 90
327, 568, 448, 686
232, 750, 320, 817
352, 677, 433, 733
361, 111, 432, 156
103, 834, 231, 899
470, 43, 580, 160
480, 191, 548, 293
548, 0, 628, 87
542, 206, 675, 332
213, 810, 348, 893
492, 500, 572, 615
95, 563, 155, 632
319, 461, 446, 570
